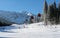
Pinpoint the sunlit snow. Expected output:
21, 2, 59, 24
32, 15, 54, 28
0, 22, 60, 38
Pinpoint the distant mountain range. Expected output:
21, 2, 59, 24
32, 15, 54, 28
0, 10, 34, 24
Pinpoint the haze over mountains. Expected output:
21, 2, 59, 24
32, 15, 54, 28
0, 10, 34, 24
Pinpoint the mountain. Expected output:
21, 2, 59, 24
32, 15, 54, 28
0, 10, 33, 25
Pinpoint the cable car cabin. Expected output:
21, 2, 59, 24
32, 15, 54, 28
37, 13, 41, 22
38, 13, 41, 17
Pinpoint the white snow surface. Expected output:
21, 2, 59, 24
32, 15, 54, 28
0, 22, 60, 38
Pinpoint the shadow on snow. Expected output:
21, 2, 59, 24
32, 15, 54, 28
0, 25, 17, 33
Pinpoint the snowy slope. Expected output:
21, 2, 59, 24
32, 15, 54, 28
0, 22, 60, 38
0, 10, 33, 24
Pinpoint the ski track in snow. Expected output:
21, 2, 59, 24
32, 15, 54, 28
0, 22, 60, 38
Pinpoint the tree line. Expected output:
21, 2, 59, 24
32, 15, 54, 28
44, 0, 60, 25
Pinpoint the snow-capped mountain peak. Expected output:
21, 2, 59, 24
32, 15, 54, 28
0, 10, 33, 24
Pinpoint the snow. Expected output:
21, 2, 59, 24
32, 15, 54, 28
0, 22, 60, 38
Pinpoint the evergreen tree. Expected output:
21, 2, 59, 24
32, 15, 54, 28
58, 3, 60, 12
58, 3, 60, 23
44, 0, 48, 25
53, 1, 58, 24
53, 0, 56, 9
48, 4, 55, 24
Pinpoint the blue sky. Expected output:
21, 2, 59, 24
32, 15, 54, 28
0, 0, 60, 14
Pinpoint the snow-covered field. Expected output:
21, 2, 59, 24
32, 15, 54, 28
0, 22, 60, 38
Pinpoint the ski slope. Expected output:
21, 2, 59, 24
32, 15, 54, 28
0, 22, 60, 38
